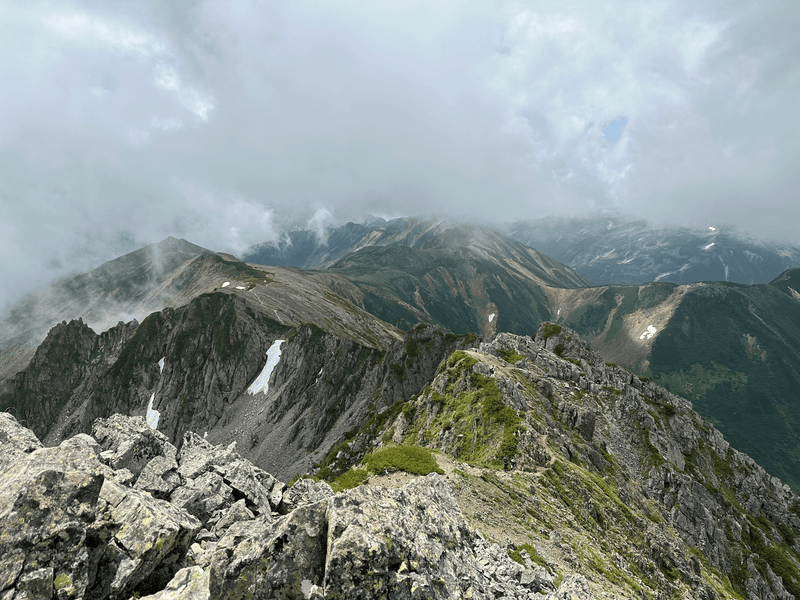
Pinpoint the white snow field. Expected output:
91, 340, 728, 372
639, 325, 658, 340
146, 393, 160, 429
248, 340, 286, 395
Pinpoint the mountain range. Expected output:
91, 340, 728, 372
503, 215, 800, 286
3, 216, 800, 597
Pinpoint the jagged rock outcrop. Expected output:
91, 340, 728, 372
8, 305, 800, 597
322, 323, 800, 598
0, 412, 595, 600
0, 318, 138, 442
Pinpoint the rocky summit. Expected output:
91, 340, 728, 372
0, 411, 589, 600
3, 323, 800, 599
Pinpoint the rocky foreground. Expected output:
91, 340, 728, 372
0, 412, 591, 600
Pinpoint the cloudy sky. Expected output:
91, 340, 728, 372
1, 0, 799, 308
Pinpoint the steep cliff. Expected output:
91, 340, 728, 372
1, 291, 471, 480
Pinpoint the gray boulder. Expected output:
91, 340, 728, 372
0, 428, 108, 600
93, 415, 178, 478
139, 567, 211, 600
277, 478, 334, 515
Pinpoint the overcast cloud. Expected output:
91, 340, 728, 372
2, 0, 799, 308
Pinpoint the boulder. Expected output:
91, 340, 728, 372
139, 567, 211, 600
91, 479, 202, 598
0, 430, 108, 600
277, 479, 334, 515
93, 415, 177, 478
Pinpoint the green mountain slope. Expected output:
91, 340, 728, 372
324, 226, 590, 337
551, 270, 800, 490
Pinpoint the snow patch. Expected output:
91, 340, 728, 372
639, 325, 657, 340
248, 340, 286, 395
158, 357, 165, 373
702, 242, 715, 250
488, 313, 496, 323
236, 286, 246, 290
146, 393, 160, 429
708, 226, 717, 231
222, 281, 230, 288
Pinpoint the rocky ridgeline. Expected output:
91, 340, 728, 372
320, 324, 800, 598
0, 412, 595, 600
0, 294, 470, 481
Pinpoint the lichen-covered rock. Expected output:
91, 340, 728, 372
277, 478, 334, 515
92, 479, 202, 598
139, 567, 211, 600
321, 474, 479, 599
135, 455, 181, 499
169, 472, 234, 526
214, 458, 273, 515
93, 415, 177, 478
14, 567, 54, 600
210, 501, 329, 599
0, 412, 43, 471
211, 499, 255, 537
176, 432, 232, 481
548, 574, 594, 599
0, 426, 108, 600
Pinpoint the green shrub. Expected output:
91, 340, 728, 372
498, 348, 525, 364
497, 431, 519, 461
541, 323, 562, 339
330, 468, 369, 492
402, 403, 417, 422
364, 445, 444, 476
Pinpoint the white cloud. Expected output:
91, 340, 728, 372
44, 10, 166, 57
2, 0, 800, 308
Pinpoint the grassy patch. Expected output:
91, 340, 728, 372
330, 468, 369, 492
508, 543, 549, 570
363, 445, 444, 476
743, 518, 800, 597
498, 348, 525, 365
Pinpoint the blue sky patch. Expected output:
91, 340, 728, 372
602, 116, 628, 143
